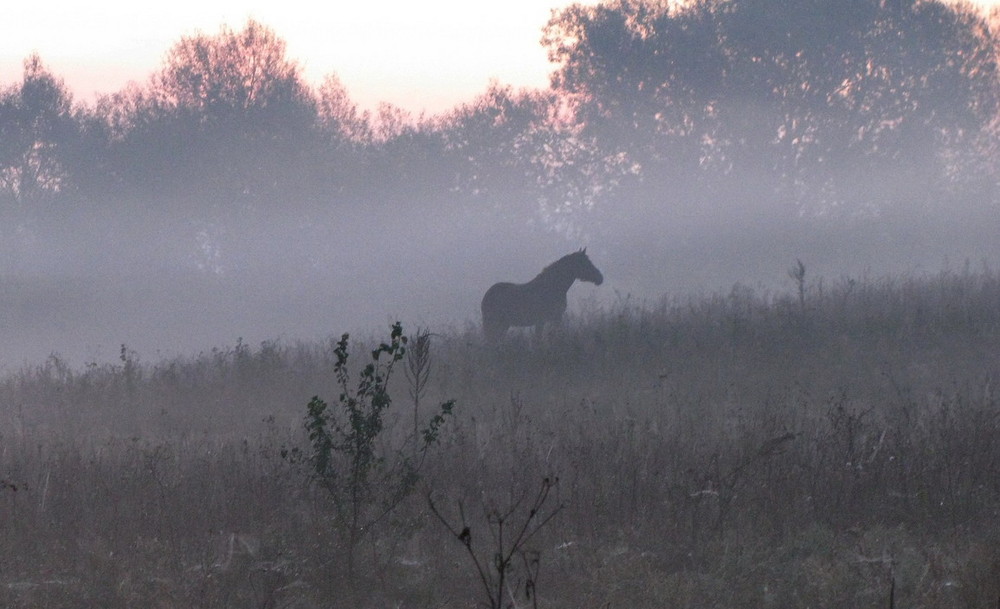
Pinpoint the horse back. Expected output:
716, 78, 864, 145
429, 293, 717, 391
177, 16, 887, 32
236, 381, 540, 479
481, 281, 566, 325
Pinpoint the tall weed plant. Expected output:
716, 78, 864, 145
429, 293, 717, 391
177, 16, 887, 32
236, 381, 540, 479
283, 322, 454, 579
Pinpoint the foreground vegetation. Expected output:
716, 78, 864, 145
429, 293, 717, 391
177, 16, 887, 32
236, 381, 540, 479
2, 265, 1000, 608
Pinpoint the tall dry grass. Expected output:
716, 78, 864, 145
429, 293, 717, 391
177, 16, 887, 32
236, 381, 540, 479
2, 264, 1000, 607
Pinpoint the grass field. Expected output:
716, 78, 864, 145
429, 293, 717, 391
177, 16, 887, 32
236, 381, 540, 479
2, 264, 1000, 608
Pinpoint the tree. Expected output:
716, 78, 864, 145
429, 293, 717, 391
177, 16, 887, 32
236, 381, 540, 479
0, 55, 82, 204
313, 75, 374, 201
316, 74, 372, 145
361, 105, 455, 208
105, 20, 321, 210
435, 83, 636, 237
543, 0, 1000, 217
440, 84, 551, 217
0, 55, 118, 271
154, 19, 309, 121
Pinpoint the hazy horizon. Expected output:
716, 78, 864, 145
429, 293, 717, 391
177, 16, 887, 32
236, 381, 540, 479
1, 0, 998, 368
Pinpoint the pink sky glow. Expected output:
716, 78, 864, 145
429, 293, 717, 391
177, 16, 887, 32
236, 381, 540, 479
2, 0, 997, 116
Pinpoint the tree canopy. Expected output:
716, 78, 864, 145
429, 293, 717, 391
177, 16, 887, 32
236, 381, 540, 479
543, 0, 1000, 217
0, 3, 997, 265
0, 55, 81, 203
93, 20, 322, 208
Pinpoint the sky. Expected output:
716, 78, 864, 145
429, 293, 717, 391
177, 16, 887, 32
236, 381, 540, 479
1, 0, 598, 116
2, 0, 998, 116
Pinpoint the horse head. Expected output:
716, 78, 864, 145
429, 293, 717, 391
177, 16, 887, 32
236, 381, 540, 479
574, 248, 604, 285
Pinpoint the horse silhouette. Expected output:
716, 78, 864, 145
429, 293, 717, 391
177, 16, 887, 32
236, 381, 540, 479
481, 248, 604, 343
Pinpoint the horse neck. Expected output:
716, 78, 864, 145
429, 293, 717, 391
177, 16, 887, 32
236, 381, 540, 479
531, 262, 577, 292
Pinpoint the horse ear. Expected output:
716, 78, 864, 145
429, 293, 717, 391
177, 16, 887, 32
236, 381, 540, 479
581, 247, 587, 254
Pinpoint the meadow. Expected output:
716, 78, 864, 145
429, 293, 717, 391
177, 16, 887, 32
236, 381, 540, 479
1, 263, 999, 608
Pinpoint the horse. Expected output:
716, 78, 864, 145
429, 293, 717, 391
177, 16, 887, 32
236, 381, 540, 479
481, 248, 604, 344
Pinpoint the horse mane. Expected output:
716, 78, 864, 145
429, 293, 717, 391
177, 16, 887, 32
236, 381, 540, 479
534, 248, 587, 281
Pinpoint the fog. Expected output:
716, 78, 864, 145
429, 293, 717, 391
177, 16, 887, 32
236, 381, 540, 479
6, 6, 1000, 605
1, 183, 995, 369
2, 1, 999, 368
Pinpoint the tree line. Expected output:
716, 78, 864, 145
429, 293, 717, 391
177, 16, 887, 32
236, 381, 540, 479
2, 0, 998, 256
